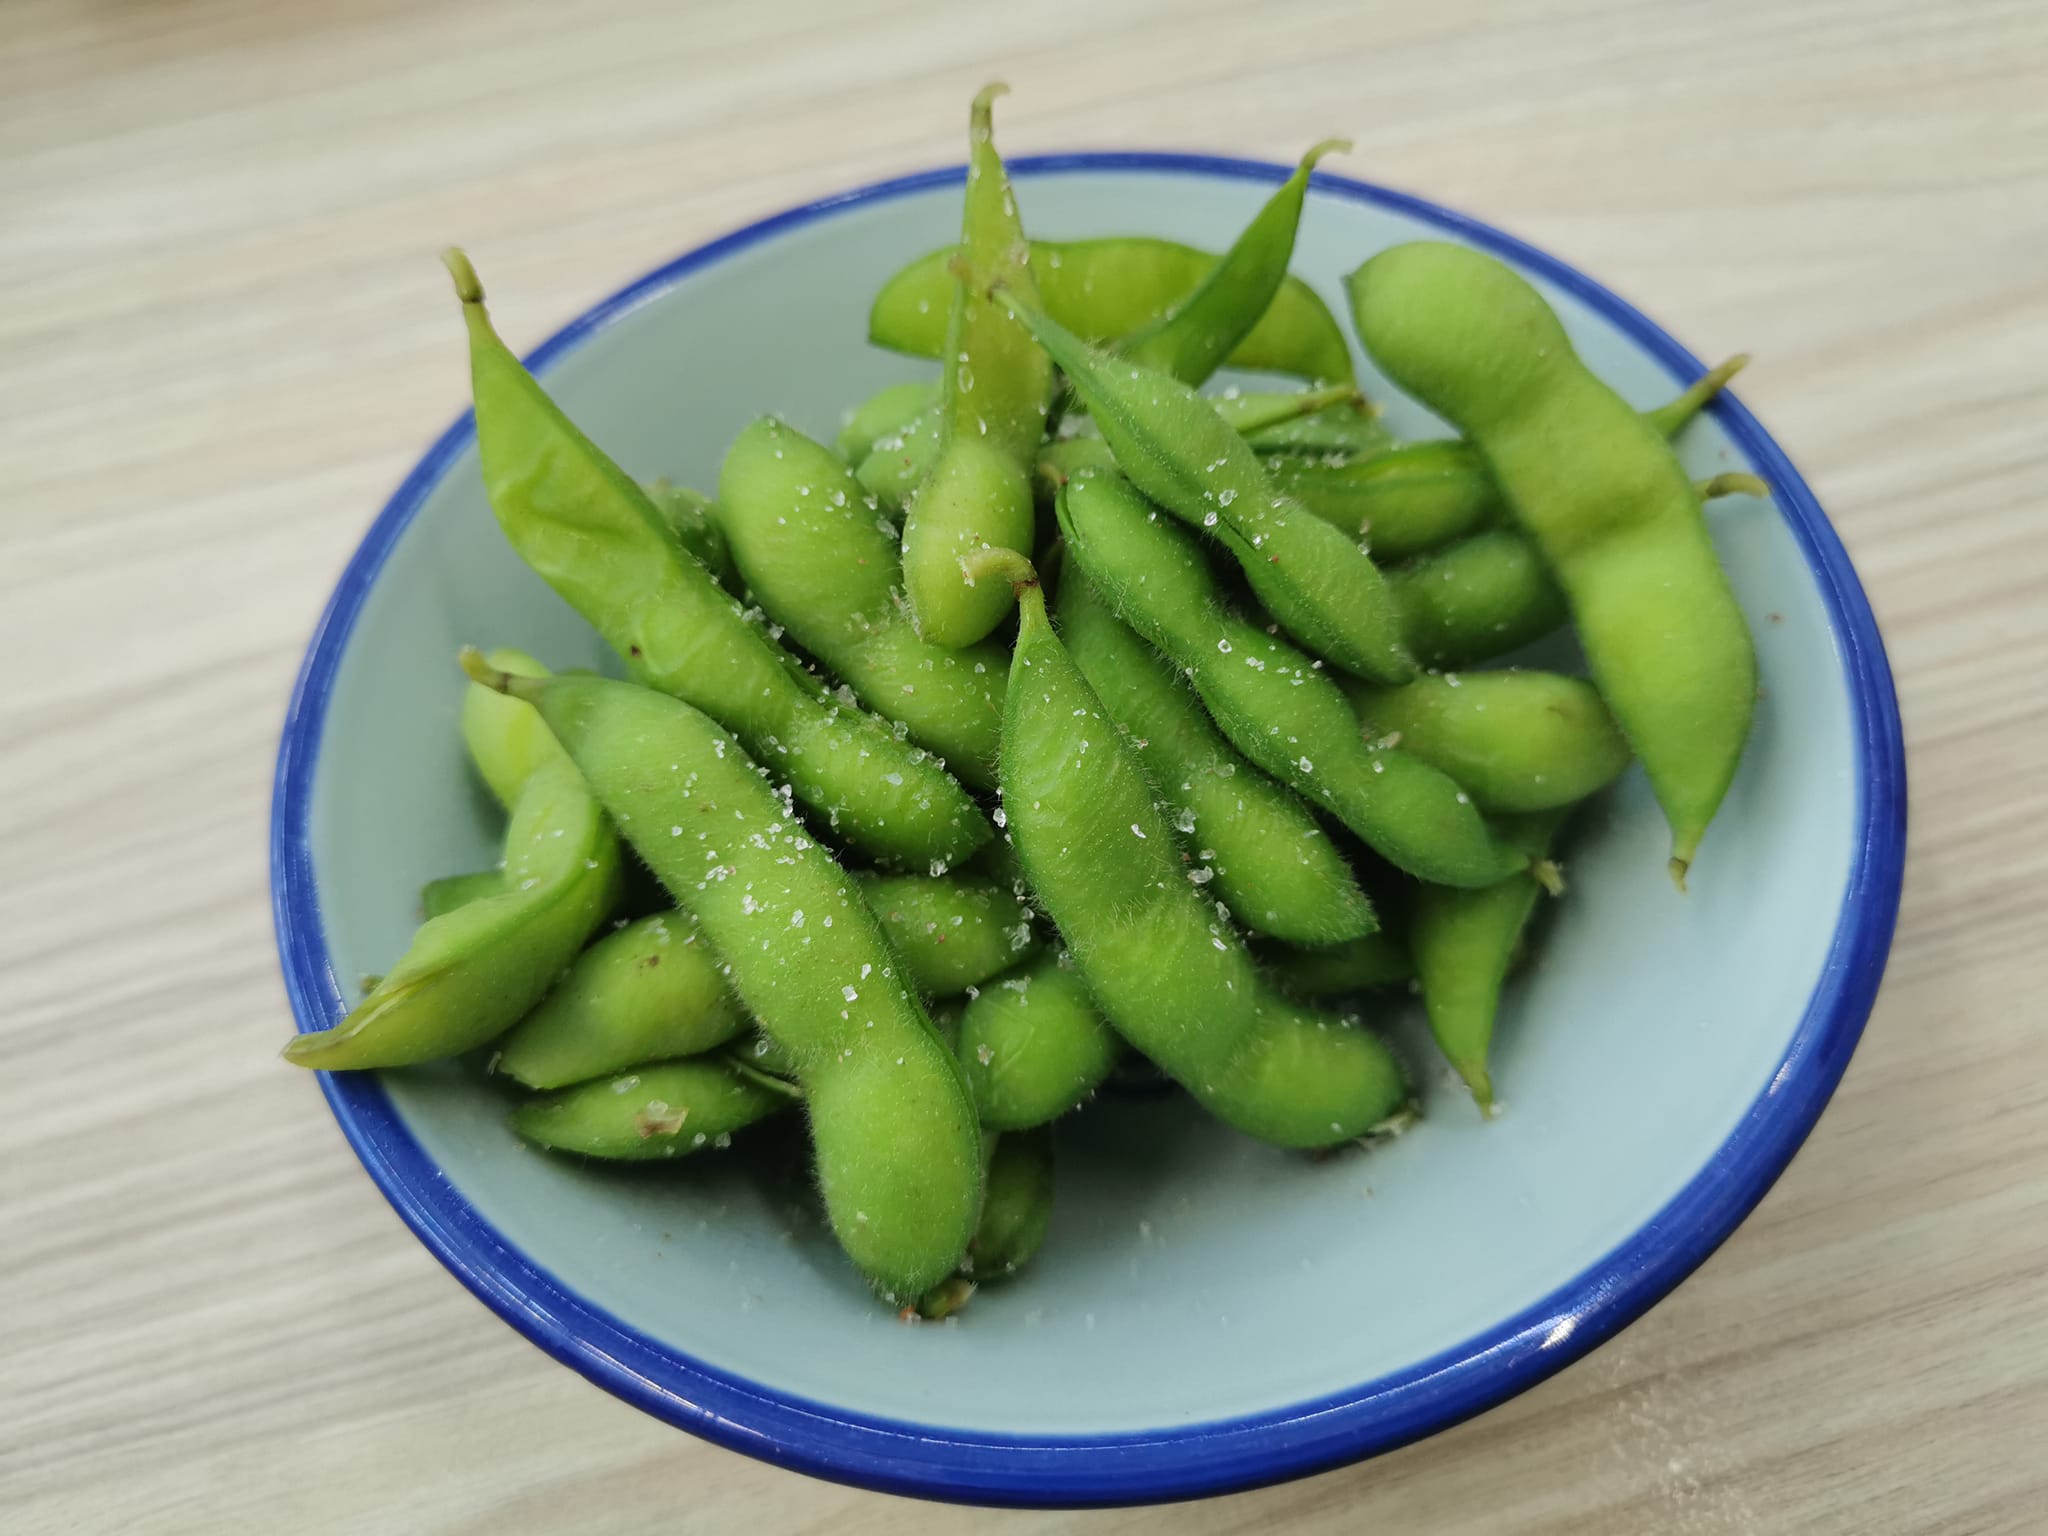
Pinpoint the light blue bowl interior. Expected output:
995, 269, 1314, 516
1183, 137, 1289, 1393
284, 159, 1891, 1491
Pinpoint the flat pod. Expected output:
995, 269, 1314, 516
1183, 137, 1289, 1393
871, 236, 1354, 384
444, 249, 988, 871
1121, 140, 1351, 388
1348, 243, 1757, 880
283, 753, 620, 1070
1410, 809, 1568, 1112
466, 660, 982, 1302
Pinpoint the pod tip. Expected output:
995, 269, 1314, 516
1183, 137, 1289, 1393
441, 247, 483, 304
1302, 137, 1353, 170
971, 81, 1010, 115
458, 645, 512, 692
1668, 854, 1691, 892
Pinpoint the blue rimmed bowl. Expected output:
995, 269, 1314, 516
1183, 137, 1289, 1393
273, 154, 1905, 1507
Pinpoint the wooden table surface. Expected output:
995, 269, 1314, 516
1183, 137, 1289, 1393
6, 0, 2046, 1530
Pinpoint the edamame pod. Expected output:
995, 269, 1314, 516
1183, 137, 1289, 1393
915, 1128, 1057, 1319
856, 869, 1038, 997
1056, 563, 1376, 945
1411, 810, 1567, 1113
1121, 140, 1350, 386
494, 910, 748, 1090
974, 555, 1408, 1148
872, 237, 1353, 384
283, 753, 621, 1070
717, 418, 1008, 788
835, 380, 938, 464
854, 404, 942, 509
1272, 358, 1748, 562
420, 869, 501, 921
509, 1058, 795, 1160
899, 85, 1051, 647
957, 952, 1123, 1131
461, 656, 982, 1301
1057, 470, 1527, 888
642, 480, 738, 592
1220, 389, 1392, 457
1342, 670, 1631, 815
1263, 931, 1412, 997
444, 250, 989, 871
1006, 296, 1415, 685
1387, 528, 1568, 669
1349, 244, 1757, 881
461, 647, 566, 810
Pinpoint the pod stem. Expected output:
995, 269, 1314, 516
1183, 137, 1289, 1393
458, 646, 545, 704
959, 546, 1038, 595
1648, 352, 1751, 435
1298, 137, 1353, 174
1698, 471, 1771, 502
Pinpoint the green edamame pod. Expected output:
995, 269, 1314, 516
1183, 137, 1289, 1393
1271, 440, 1498, 562
494, 909, 748, 1090
1037, 435, 1119, 486
836, 380, 938, 464
461, 647, 565, 810
1411, 810, 1567, 1113
1056, 564, 1376, 945
1220, 389, 1393, 457
1121, 140, 1350, 386
1263, 930, 1412, 997
1057, 470, 1527, 888
462, 656, 981, 1302
1342, 670, 1631, 815
856, 869, 1038, 997
972, 555, 1407, 1148
717, 418, 1008, 788
915, 1127, 1057, 1320
1209, 384, 1375, 444
898, 85, 1051, 647
642, 480, 738, 592
284, 754, 622, 1070
1267, 356, 1750, 562
509, 1058, 795, 1160
444, 250, 988, 872
965, 1127, 1054, 1279
1349, 245, 1757, 882
420, 869, 501, 921
854, 405, 942, 509
957, 952, 1123, 1131
1005, 296, 1415, 685
871, 237, 1353, 384
1388, 528, 1569, 669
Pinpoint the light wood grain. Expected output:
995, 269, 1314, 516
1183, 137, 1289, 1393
5, 0, 2046, 1530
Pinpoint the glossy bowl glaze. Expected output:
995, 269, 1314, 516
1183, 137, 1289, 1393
273, 154, 1905, 1506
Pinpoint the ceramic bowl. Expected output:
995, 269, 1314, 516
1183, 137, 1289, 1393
273, 153, 1906, 1506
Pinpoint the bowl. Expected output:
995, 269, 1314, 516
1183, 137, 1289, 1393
272, 153, 1906, 1507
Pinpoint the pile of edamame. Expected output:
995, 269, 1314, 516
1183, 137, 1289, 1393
286, 86, 1763, 1317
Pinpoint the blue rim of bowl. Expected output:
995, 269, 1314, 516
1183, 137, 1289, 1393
272, 152, 1907, 1508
